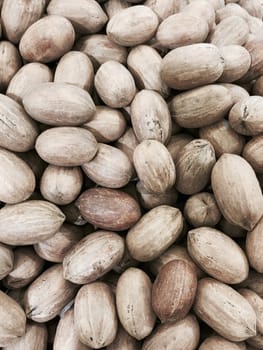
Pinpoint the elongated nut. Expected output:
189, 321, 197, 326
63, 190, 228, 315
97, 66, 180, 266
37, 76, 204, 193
116, 268, 156, 340
63, 230, 125, 284
95, 60, 136, 108
152, 260, 197, 322
194, 278, 256, 341
142, 315, 200, 350
184, 192, 221, 227
77, 187, 141, 231
131, 89, 171, 144
54, 308, 91, 350
19, 15, 75, 63
35, 127, 98, 166
127, 205, 183, 262
127, 45, 169, 97
23, 82, 95, 126
161, 44, 224, 90
24, 264, 78, 323
115, 127, 139, 164
211, 153, 263, 230
175, 139, 216, 195
133, 140, 176, 194
106, 6, 159, 46
188, 227, 249, 284
167, 133, 194, 163
40, 165, 83, 205
74, 282, 118, 348
34, 223, 84, 263
239, 288, 263, 335
0, 41, 21, 91
170, 84, 233, 128
47, 0, 107, 34
0, 290, 26, 347
82, 143, 133, 188
0, 200, 65, 245
4, 247, 44, 289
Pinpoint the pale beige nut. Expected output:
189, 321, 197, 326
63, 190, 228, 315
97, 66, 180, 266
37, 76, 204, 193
133, 140, 176, 194
199, 119, 246, 157
75, 34, 127, 68
240, 37, 263, 83
175, 139, 216, 195
116, 268, 156, 340
208, 16, 249, 47
23, 82, 95, 126
199, 335, 247, 350
184, 192, 221, 227
83, 106, 126, 143
106, 6, 159, 46
246, 216, 263, 273
131, 89, 171, 144
19, 15, 75, 63
238, 271, 263, 298
82, 143, 133, 188
40, 165, 83, 205
152, 259, 197, 322
127, 45, 169, 97
0, 148, 35, 204
47, 0, 108, 34
0, 41, 21, 92
0, 243, 13, 280
63, 230, 125, 284
0, 290, 26, 347
7, 63, 53, 104
211, 153, 263, 230
34, 223, 84, 263
74, 282, 118, 348
0, 94, 38, 152
24, 264, 77, 323
188, 227, 249, 284
54, 51, 94, 91
243, 135, 263, 173
194, 278, 256, 341
218, 45, 251, 82
35, 127, 98, 167
95, 60, 136, 108
1, 0, 46, 44
170, 85, 233, 128
142, 314, 200, 350
4, 247, 44, 289
136, 181, 178, 210
0, 200, 65, 245
239, 288, 263, 335
54, 308, 91, 350
3, 322, 48, 350
77, 187, 141, 231
127, 205, 183, 262
161, 44, 224, 90
156, 13, 209, 49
